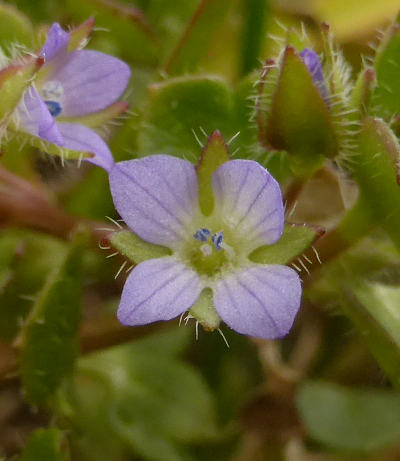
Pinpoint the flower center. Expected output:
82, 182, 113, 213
41, 80, 63, 118
187, 227, 235, 277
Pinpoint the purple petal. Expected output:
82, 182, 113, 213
213, 265, 301, 339
47, 50, 130, 117
18, 86, 63, 145
109, 155, 200, 248
117, 257, 202, 326
299, 48, 328, 100
212, 160, 284, 250
40, 23, 70, 62
57, 123, 114, 171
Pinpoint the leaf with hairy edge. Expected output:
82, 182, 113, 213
373, 23, 400, 118
250, 224, 323, 265
137, 76, 236, 162
196, 130, 230, 216
19, 232, 86, 406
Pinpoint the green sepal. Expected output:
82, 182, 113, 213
19, 232, 86, 406
68, 17, 95, 51
265, 46, 337, 176
59, 101, 129, 128
373, 22, 400, 118
350, 67, 376, 116
189, 289, 220, 331
249, 224, 323, 265
0, 56, 44, 124
196, 130, 230, 216
18, 428, 69, 461
110, 230, 171, 265
12, 130, 95, 161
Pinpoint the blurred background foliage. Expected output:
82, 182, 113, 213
1, 0, 400, 460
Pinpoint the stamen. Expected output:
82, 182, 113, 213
194, 228, 211, 242
45, 100, 62, 117
211, 232, 224, 251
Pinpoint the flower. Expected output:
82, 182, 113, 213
16, 22, 130, 171
299, 48, 328, 100
109, 155, 302, 339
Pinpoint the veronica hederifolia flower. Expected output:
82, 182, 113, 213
109, 155, 302, 339
15, 22, 130, 171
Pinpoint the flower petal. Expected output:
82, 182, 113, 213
212, 160, 284, 249
18, 86, 63, 145
40, 23, 70, 62
299, 48, 328, 100
57, 122, 114, 171
213, 265, 301, 339
109, 155, 200, 248
48, 50, 130, 117
117, 257, 202, 326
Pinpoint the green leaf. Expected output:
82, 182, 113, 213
196, 130, 230, 216
239, 0, 269, 76
18, 428, 68, 461
354, 117, 400, 252
297, 381, 400, 454
0, 3, 33, 46
164, 0, 232, 75
137, 76, 236, 162
59, 334, 217, 461
0, 230, 66, 341
19, 232, 85, 406
110, 230, 171, 264
373, 24, 400, 118
342, 282, 400, 389
265, 46, 337, 176
250, 224, 322, 265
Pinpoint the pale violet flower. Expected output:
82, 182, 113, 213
16, 22, 130, 171
109, 155, 302, 339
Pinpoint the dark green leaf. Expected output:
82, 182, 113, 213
18, 429, 68, 461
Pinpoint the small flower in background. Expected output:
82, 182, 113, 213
15, 22, 131, 171
109, 154, 302, 340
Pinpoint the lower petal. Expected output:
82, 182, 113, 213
57, 122, 114, 171
18, 86, 63, 145
118, 257, 203, 326
213, 265, 301, 339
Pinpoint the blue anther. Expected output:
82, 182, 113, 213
212, 232, 224, 251
193, 228, 211, 242
45, 100, 62, 118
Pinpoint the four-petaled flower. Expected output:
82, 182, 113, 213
16, 22, 130, 171
109, 155, 302, 339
